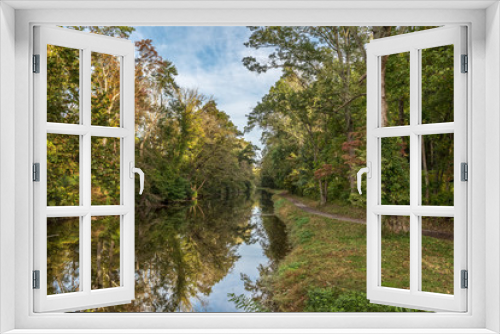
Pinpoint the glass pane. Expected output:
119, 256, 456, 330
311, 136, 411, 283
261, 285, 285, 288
421, 45, 454, 124
91, 52, 121, 127
421, 134, 454, 206
91, 137, 120, 205
381, 215, 410, 290
381, 52, 410, 127
421, 217, 454, 294
381, 136, 410, 205
47, 217, 80, 295
47, 45, 80, 124
91, 216, 120, 290
47, 134, 79, 206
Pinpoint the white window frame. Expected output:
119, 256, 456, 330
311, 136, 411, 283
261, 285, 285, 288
366, 26, 467, 312
33, 26, 136, 312
1, 1, 499, 333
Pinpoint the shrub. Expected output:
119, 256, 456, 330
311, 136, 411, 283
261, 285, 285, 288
305, 288, 419, 312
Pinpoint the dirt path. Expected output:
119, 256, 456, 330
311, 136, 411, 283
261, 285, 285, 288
278, 193, 453, 240
279, 193, 366, 224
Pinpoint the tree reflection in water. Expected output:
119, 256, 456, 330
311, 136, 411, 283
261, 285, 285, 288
76, 190, 288, 312
229, 191, 290, 312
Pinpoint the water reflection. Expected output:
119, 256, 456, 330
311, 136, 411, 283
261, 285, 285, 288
87, 190, 288, 312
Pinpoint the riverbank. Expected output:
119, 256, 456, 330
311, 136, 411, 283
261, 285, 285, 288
267, 191, 453, 312
258, 188, 367, 220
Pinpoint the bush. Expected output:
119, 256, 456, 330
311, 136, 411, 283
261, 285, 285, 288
305, 288, 419, 312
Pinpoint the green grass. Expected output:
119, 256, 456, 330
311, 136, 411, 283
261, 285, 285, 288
285, 193, 367, 220
278, 261, 306, 277
297, 229, 314, 244
269, 194, 453, 311
305, 288, 418, 312
271, 194, 367, 311
273, 198, 286, 210
295, 216, 310, 228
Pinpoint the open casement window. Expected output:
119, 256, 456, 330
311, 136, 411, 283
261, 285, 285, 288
365, 26, 467, 312
33, 26, 138, 312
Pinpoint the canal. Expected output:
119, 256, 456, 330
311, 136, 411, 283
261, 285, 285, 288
91, 190, 288, 312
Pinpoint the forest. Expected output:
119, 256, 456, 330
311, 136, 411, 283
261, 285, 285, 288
46, 26, 455, 311
47, 26, 257, 210
46, 26, 257, 296
246, 26, 454, 208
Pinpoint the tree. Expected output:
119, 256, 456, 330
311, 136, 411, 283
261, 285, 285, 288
245, 26, 449, 211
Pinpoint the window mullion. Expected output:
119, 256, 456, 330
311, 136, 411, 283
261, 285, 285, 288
82, 47, 92, 294
409, 47, 420, 295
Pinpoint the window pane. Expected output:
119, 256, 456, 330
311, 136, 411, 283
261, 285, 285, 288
381, 136, 410, 205
47, 217, 80, 295
92, 216, 120, 290
381, 52, 410, 127
421, 45, 454, 124
421, 217, 454, 294
47, 45, 80, 124
421, 134, 454, 206
47, 134, 80, 206
91, 137, 120, 205
381, 215, 410, 290
91, 52, 121, 127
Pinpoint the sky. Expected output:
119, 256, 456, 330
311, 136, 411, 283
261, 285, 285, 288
129, 26, 282, 153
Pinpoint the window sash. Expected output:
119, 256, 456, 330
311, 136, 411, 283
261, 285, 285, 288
366, 25, 467, 312
9, 6, 488, 331
33, 26, 136, 312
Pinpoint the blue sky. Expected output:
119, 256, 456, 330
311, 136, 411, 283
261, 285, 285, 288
129, 26, 282, 152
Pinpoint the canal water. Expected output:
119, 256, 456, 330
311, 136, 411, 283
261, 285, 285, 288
92, 190, 288, 312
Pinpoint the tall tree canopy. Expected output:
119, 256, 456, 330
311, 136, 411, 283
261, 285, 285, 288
245, 26, 451, 208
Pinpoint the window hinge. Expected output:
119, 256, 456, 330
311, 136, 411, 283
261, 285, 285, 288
461, 162, 468, 181
33, 163, 40, 182
461, 270, 468, 289
33, 270, 40, 289
461, 54, 468, 73
33, 54, 40, 73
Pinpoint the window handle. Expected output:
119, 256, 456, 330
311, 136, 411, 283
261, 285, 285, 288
129, 162, 145, 195
357, 162, 371, 195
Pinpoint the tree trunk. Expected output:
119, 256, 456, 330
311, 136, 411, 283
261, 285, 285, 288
109, 240, 115, 287
318, 179, 326, 205
345, 47, 356, 194
97, 239, 103, 289
139, 132, 150, 158
347, 130, 356, 193
422, 136, 430, 203
323, 180, 328, 204
380, 55, 389, 127
372, 27, 392, 128
398, 98, 405, 126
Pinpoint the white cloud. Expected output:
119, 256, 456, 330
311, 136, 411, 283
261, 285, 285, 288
131, 26, 281, 150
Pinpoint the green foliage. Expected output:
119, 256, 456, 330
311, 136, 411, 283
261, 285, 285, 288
47, 26, 257, 207
91, 216, 121, 289
384, 51, 410, 127
85, 194, 259, 312
295, 216, 310, 228
273, 198, 285, 209
45, 25, 456, 312
91, 137, 120, 205
278, 261, 305, 277
149, 163, 191, 201
228, 293, 268, 312
47, 45, 80, 123
47, 217, 80, 294
247, 26, 453, 210
305, 288, 419, 312
381, 137, 410, 205
47, 134, 80, 206
347, 191, 366, 208
298, 229, 315, 244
